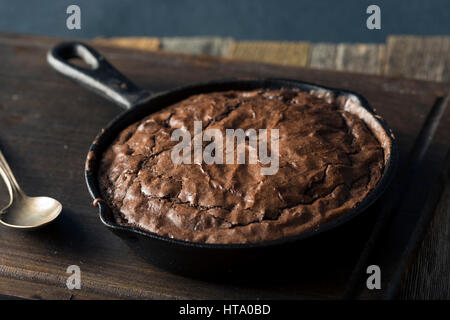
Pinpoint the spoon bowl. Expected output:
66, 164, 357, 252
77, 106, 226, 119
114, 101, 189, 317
0, 195, 62, 229
0, 150, 62, 229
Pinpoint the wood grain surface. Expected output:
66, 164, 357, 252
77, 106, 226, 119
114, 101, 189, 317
400, 153, 450, 299
0, 33, 448, 299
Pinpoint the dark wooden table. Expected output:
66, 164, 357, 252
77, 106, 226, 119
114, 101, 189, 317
0, 33, 449, 299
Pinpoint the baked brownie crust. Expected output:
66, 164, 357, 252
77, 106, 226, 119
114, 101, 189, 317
98, 89, 385, 244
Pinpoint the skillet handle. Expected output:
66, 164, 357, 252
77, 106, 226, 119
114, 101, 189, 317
47, 42, 150, 109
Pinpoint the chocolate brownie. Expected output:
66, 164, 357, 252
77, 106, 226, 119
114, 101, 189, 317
98, 89, 386, 244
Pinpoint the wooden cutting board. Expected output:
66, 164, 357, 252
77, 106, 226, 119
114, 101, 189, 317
0, 33, 448, 299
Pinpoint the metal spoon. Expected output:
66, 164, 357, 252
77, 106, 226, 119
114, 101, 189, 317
0, 150, 62, 229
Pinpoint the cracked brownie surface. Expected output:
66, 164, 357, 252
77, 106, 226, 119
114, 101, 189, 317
98, 89, 385, 244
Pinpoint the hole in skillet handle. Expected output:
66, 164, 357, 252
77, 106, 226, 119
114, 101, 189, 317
56, 43, 100, 70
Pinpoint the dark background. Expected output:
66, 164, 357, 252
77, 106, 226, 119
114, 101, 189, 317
0, 0, 448, 42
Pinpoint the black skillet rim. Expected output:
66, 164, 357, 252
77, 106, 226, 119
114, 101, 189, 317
85, 78, 398, 249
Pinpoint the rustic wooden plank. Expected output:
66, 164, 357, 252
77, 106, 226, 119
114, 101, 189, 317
160, 36, 233, 57
385, 36, 450, 82
335, 43, 385, 74
228, 41, 310, 67
93, 37, 160, 52
309, 43, 385, 75
309, 43, 338, 70
384, 94, 450, 299
0, 276, 105, 300
352, 93, 450, 299
0, 33, 449, 299
399, 154, 450, 299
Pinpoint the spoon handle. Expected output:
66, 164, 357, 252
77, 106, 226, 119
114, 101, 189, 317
0, 150, 23, 197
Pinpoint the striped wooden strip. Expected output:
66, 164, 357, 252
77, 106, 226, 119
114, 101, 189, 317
228, 41, 310, 67
310, 43, 385, 75
335, 43, 385, 74
93, 37, 160, 52
385, 36, 450, 82
160, 37, 233, 57
309, 43, 338, 70
91, 36, 450, 83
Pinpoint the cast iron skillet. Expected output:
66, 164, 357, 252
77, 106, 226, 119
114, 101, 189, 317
47, 42, 398, 278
